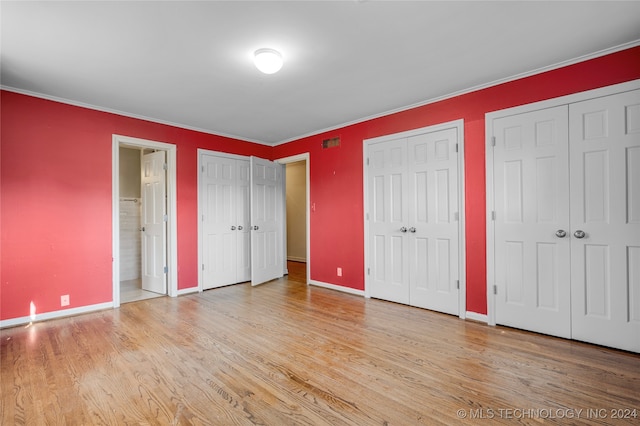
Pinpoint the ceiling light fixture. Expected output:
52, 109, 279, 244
254, 48, 283, 74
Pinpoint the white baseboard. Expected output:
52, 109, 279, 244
0, 302, 114, 329
287, 256, 307, 263
308, 280, 365, 297
465, 311, 489, 324
177, 287, 199, 296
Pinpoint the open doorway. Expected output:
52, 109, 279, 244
112, 135, 178, 308
118, 147, 166, 303
278, 154, 310, 284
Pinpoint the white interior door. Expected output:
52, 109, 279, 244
492, 106, 572, 338
141, 150, 167, 294
235, 161, 252, 283
368, 137, 410, 304
408, 129, 460, 315
201, 155, 239, 289
569, 89, 640, 353
251, 156, 284, 286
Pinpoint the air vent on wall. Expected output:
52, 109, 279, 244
322, 136, 341, 149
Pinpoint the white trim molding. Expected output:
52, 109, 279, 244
0, 302, 113, 329
309, 280, 365, 297
276, 153, 311, 285
465, 311, 489, 324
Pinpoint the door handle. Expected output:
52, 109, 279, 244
409, 227, 416, 233
140, 226, 145, 232
253, 225, 259, 230
400, 227, 408, 233
231, 226, 236, 230
238, 225, 243, 231
555, 229, 567, 238
573, 230, 586, 239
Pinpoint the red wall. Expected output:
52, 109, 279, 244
273, 46, 640, 314
2, 46, 639, 322
0, 92, 270, 320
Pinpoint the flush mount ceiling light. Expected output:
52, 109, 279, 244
254, 48, 283, 74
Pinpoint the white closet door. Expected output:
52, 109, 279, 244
251, 156, 284, 286
236, 160, 252, 283
569, 89, 640, 353
201, 155, 241, 289
368, 137, 411, 304
141, 150, 167, 294
493, 106, 572, 338
407, 128, 459, 315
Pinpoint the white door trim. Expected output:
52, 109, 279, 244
197, 149, 250, 292
485, 79, 640, 326
112, 134, 178, 308
276, 153, 311, 285
363, 119, 466, 318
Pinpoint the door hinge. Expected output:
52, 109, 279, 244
454, 212, 459, 221
491, 136, 496, 147
491, 211, 496, 221
202, 264, 205, 271
201, 165, 205, 173
455, 143, 459, 153
164, 214, 168, 222
493, 285, 497, 295
164, 266, 168, 274
367, 267, 370, 276
163, 163, 168, 171
366, 157, 370, 166
456, 280, 460, 290
366, 213, 369, 220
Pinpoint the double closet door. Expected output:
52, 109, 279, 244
200, 152, 285, 290
491, 88, 640, 353
201, 155, 251, 289
366, 123, 461, 316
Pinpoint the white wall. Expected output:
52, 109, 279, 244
119, 147, 141, 280
286, 161, 306, 262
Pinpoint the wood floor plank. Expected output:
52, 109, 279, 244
2, 268, 639, 425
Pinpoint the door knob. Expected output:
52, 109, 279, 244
253, 225, 259, 230
231, 226, 236, 230
238, 225, 243, 230
400, 227, 408, 233
555, 229, 567, 238
574, 230, 586, 239
409, 227, 416, 233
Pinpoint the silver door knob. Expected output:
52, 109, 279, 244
231, 226, 236, 230
574, 230, 586, 239
555, 230, 567, 238
238, 225, 243, 230
253, 225, 259, 230
409, 227, 416, 233
400, 227, 408, 233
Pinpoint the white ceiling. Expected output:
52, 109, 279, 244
2, 1, 640, 145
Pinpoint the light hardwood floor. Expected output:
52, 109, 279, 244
2, 263, 639, 425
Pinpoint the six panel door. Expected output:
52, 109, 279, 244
569, 89, 640, 353
492, 106, 572, 338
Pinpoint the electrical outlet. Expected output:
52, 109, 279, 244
337, 267, 342, 277
61, 295, 70, 307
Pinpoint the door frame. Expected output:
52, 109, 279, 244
112, 135, 178, 307
485, 79, 640, 326
363, 119, 467, 319
276, 153, 311, 285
